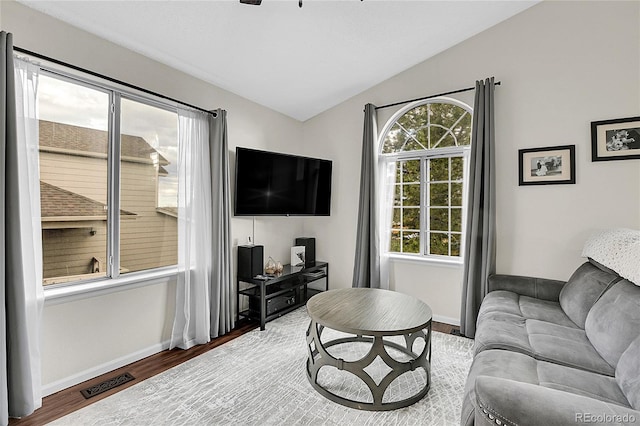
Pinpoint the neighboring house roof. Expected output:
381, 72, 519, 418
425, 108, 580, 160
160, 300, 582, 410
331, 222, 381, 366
40, 181, 135, 220
156, 206, 178, 218
39, 120, 170, 165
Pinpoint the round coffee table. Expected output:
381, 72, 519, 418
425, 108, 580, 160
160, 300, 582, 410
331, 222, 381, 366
305, 288, 432, 411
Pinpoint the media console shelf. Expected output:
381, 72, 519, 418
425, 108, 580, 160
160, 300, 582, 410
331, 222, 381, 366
237, 262, 328, 330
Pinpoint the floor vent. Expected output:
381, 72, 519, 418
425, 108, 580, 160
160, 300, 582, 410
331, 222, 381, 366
80, 372, 135, 399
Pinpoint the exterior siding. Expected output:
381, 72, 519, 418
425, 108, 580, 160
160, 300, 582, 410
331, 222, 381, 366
40, 123, 178, 283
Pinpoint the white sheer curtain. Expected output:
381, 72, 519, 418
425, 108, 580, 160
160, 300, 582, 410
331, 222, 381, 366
1, 51, 44, 424
170, 108, 212, 350
14, 56, 44, 410
378, 157, 396, 289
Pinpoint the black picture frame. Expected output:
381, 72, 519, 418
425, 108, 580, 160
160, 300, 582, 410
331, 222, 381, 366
591, 116, 640, 161
518, 145, 576, 186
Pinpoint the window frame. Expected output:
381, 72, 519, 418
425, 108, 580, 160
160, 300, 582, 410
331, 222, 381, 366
36, 64, 181, 294
379, 97, 473, 263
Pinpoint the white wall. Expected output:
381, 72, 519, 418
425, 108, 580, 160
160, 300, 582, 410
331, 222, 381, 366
2, 0, 305, 392
302, 0, 640, 323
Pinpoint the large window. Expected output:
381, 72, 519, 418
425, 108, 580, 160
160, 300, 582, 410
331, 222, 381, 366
38, 72, 178, 286
380, 98, 472, 260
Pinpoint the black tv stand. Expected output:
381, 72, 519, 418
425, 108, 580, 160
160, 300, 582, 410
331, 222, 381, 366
237, 262, 328, 330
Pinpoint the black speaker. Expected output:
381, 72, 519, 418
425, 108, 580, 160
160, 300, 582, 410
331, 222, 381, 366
238, 245, 263, 280
295, 237, 315, 267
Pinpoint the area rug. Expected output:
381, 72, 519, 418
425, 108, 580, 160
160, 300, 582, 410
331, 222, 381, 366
50, 308, 474, 425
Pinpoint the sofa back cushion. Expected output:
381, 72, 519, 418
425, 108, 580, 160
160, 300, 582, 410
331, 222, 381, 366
616, 334, 640, 409
559, 262, 620, 328
585, 280, 640, 369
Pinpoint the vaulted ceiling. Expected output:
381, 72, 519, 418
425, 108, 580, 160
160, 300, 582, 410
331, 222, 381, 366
18, 1, 538, 121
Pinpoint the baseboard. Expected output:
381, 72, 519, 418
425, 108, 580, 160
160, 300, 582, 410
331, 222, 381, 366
432, 314, 460, 327
42, 340, 171, 397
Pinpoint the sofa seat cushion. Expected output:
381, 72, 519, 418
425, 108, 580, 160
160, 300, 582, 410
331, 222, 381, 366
474, 312, 615, 376
461, 350, 632, 426
478, 290, 578, 328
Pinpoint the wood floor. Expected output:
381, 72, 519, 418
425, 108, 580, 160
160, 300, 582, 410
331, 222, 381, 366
9, 319, 459, 425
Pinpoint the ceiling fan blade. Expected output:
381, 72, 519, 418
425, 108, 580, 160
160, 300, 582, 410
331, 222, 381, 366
240, 0, 262, 5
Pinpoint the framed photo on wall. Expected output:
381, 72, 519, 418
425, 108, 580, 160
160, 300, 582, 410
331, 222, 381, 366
518, 145, 576, 186
591, 116, 640, 161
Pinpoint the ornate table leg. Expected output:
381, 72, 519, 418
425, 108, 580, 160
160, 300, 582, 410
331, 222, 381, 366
306, 319, 431, 411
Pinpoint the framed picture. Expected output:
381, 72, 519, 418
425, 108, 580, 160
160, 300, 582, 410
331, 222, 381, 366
591, 116, 640, 161
291, 246, 305, 267
518, 145, 575, 186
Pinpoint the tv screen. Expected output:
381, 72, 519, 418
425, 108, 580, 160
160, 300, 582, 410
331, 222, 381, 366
234, 147, 332, 216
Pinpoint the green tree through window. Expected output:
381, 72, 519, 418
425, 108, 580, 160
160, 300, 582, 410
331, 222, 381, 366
380, 99, 472, 259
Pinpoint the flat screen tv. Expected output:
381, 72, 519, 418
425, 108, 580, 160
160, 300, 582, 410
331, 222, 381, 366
234, 147, 332, 216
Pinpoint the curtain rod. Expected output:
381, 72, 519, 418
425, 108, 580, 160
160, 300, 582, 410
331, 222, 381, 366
14, 46, 217, 117
375, 81, 501, 111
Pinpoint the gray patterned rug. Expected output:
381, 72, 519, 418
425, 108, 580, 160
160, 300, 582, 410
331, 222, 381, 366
51, 308, 473, 425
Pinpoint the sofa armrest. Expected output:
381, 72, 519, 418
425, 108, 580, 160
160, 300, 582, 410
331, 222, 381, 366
488, 274, 565, 302
474, 376, 640, 426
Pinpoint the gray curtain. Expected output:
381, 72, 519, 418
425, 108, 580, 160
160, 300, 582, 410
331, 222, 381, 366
460, 77, 497, 338
209, 109, 234, 338
352, 103, 381, 288
1, 31, 39, 424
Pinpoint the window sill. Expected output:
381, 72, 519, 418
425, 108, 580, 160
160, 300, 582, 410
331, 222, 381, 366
43, 266, 179, 306
387, 253, 463, 269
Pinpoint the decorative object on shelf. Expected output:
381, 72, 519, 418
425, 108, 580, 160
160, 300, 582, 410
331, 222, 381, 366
275, 261, 284, 274
295, 237, 316, 267
291, 246, 306, 267
591, 116, 640, 161
518, 145, 575, 186
265, 257, 277, 275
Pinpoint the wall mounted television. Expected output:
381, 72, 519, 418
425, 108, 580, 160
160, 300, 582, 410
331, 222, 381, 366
234, 147, 332, 216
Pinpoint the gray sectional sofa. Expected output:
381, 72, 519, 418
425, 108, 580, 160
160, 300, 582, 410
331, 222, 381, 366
461, 258, 640, 425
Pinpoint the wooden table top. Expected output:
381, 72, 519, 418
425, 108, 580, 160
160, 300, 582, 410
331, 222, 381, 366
306, 288, 432, 336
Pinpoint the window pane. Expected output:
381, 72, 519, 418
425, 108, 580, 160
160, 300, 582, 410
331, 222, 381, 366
415, 128, 429, 148
392, 208, 401, 227
451, 208, 462, 232
437, 133, 457, 148
429, 126, 447, 149
394, 185, 402, 206
429, 103, 460, 129
430, 232, 449, 256
429, 183, 449, 206
120, 99, 178, 274
402, 208, 420, 229
451, 182, 463, 206
430, 158, 449, 181
451, 234, 461, 257
397, 105, 428, 132
430, 208, 448, 232
451, 157, 464, 180
38, 75, 110, 285
402, 159, 420, 182
403, 184, 420, 206
403, 139, 426, 152
390, 232, 401, 252
453, 113, 472, 146
402, 232, 420, 253
382, 123, 406, 154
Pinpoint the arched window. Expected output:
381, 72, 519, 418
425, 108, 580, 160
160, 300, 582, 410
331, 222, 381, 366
379, 98, 472, 259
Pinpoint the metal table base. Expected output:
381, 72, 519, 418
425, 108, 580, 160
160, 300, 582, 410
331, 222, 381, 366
305, 320, 431, 411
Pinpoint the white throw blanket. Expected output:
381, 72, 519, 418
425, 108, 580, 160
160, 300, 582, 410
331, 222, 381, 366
582, 228, 640, 286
